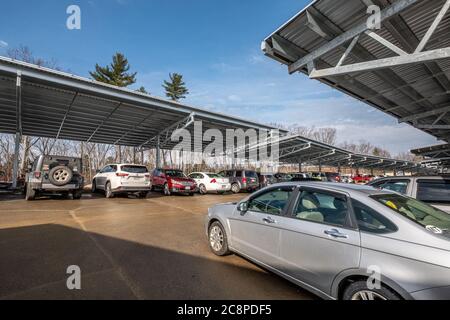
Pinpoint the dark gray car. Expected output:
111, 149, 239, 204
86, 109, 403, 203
206, 182, 450, 300
218, 170, 259, 194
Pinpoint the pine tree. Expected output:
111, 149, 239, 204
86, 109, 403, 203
162, 73, 189, 101
90, 53, 137, 87
136, 86, 149, 94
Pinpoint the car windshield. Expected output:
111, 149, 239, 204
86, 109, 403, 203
165, 170, 186, 178
371, 194, 450, 237
121, 166, 148, 173
208, 173, 221, 178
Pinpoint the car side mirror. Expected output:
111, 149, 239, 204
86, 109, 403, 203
96, 170, 100, 174
238, 202, 248, 214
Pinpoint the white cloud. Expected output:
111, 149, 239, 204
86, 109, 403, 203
0, 40, 8, 48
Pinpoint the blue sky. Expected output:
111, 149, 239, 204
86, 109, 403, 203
0, 0, 440, 153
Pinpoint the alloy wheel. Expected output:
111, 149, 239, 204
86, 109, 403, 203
351, 290, 387, 301
209, 226, 224, 252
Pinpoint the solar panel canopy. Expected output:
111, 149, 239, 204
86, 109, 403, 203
263, 0, 450, 144
0, 57, 283, 151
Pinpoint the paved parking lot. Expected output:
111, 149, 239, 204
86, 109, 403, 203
0, 192, 314, 300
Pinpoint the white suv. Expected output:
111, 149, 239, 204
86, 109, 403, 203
92, 164, 151, 198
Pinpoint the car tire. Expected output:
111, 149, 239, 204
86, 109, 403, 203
199, 184, 207, 195
208, 221, 231, 256
48, 166, 73, 186
163, 183, 171, 196
343, 281, 401, 301
92, 180, 97, 193
105, 182, 114, 199
73, 190, 83, 200
25, 183, 36, 201
139, 192, 148, 198
231, 183, 240, 194
189, 192, 195, 197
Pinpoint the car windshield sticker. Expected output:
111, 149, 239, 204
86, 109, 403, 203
426, 225, 443, 234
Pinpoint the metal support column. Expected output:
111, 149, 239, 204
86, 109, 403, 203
156, 135, 161, 168
298, 160, 302, 173
318, 159, 322, 173
12, 71, 22, 189
12, 133, 21, 189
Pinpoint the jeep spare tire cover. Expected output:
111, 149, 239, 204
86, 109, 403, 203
48, 166, 73, 186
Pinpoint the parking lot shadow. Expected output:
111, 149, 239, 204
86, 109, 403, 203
0, 224, 311, 300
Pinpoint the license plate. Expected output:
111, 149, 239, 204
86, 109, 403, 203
221, 185, 227, 189
185, 187, 191, 191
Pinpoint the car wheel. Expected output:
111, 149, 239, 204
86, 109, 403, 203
343, 281, 401, 301
231, 183, 240, 194
48, 166, 73, 186
25, 183, 36, 201
105, 182, 114, 199
163, 183, 171, 196
139, 192, 148, 198
199, 184, 207, 195
208, 221, 231, 256
91, 180, 97, 193
73, 190, 83, 200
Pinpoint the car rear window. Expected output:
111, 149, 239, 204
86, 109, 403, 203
245, 171, 257, 178
208, 173, 221, 178
417, 180, 450, 204
165, 170, 185, 178
121, 166, 148, 174
371, 194, 450, 237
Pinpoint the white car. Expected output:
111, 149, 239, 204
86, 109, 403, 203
92, 164, 151, 198
188, 172, 231, 195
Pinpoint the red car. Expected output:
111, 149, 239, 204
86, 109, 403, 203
151, 168, 197, 196
352, 174, 374, 184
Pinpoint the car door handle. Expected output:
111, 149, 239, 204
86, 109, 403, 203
324, 229, 348, 239
263, 217, 276, 224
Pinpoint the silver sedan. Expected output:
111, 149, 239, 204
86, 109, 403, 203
205, 182, 450, 300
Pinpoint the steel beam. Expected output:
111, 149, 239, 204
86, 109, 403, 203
56, 92, 78, 140
415, 0, 450, 53
12, 71, 22, 189
279, 143, 312, 160
364, 30, 407, 56
288, 0, 419, 73
138, 113, 195, 150
399, 105, 450, 123
309, 47, 450, 78
416, 124, 450, 130
87, 102, 122, 143
156, 135, 161, 168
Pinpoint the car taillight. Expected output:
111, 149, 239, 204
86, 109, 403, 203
210, 179, 217, 184
116, 173, 129, 177
242, 178, 247, 184
34, 172, 41, 179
